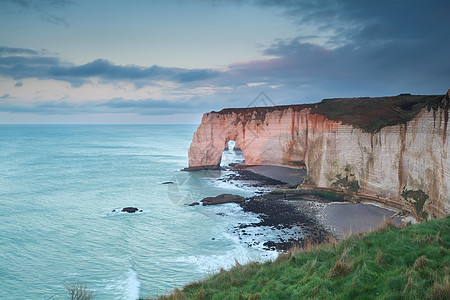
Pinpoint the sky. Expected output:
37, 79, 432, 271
0, 0, 449, 124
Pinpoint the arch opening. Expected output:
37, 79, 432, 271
220, 140, 245, 167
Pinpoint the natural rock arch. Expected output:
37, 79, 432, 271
219, 140, 245, 167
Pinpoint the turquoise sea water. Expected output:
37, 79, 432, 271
0, 125, 281, 299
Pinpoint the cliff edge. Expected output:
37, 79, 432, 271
188, 91, 450, 218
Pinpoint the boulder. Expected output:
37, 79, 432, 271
201, 194, 245, 206
121, 207, 139, 213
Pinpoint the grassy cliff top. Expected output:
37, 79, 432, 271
312, 94, 445, 133
213, 93, 445, 133
148, 216, 449, 299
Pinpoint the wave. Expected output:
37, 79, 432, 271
104, 267, 140, 300
177, 203, 281, 274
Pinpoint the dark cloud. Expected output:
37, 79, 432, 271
48, 59, 172, 80
228, 38, 449, 99
14, 81, 23, 87
0, 0, 74, 27
0, 46, 39, 56
5, 0, 31, 8
250, 0, 450, 52
49, 59, 220, 83
0, 94, 10, 99
0, 49, 220, 86
221, 0, 450, 99
173, 69, 221, 83
1, 0, 74, 9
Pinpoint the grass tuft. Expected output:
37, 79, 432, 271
329, 258, 352, 278
65, 281, 96, 300
430, 277, 450, 300
375, 249, 384, 265
403, 275, 416, 294
414, 255, 429, 270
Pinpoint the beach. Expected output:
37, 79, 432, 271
244, 165, 307, 186
221, 164, 407, 249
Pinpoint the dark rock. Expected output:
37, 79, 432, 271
161, 181, 175, 184
263, 241, 277, 250
121, 207, 139, 213
181, 166, 225, 171
201, 194, 246, 206
225, 169, 287, 186
188, 202, 200, 206
238, 193, 332, 251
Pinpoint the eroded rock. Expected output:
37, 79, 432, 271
201, 194, 245, 206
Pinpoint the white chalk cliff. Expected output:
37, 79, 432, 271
188, 91, 450, 218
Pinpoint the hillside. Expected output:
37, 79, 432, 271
149, 217, 449, 299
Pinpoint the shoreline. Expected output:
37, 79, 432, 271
198, 164, 411, 251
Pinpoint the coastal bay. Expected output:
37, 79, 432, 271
206, 164, 407, 250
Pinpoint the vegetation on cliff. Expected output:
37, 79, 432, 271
213, 93, 444, 133
402, 187, 430, 220
311, 94, 444, 133
148, 216, 449, 300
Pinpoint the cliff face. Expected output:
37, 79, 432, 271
188, 91, 450, 218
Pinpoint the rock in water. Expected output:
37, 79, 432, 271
201, 194, 245, 206
121, 207, 139, 213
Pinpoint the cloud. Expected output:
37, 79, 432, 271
228, 38, 449, 98
0, 0, 74, 27
1, 0, 74, 10
220, 0, 450, 97
2, 0, 31, 8
48, 59, 170, 80
1, 1, 449, 120
250, 1, 450, 47
0, 46, 39, 56
98, 98, 208, 115
247, 82, 266, 87
0, 97, 211, 115
0, 50, 221, 86
0, 100, 81, 114
14, 81, 23, 87
173, 69, 221, 83
41, 14, 69, 27
49, 59, 220, 83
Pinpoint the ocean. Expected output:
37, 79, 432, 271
0, 125, 280, 299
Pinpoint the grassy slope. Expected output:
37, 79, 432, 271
151, 217, 449, 299
311, 94, 444, 133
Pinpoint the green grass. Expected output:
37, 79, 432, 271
311, 94, 444, 133
147, 217, 450, 300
